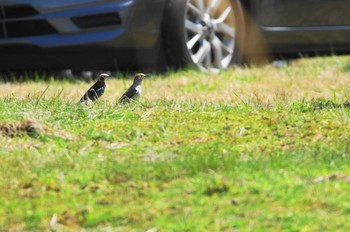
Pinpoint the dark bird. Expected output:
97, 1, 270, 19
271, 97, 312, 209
80, 73, 109, 102
119, 73, 147, 103
344, 100, 350, 108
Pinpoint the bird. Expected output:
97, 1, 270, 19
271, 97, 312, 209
118, 73, 147, 103
80, 73, 109, 102
344, 100, 350, 108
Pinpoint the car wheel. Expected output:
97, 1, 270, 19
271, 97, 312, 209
163, 0, 245, 72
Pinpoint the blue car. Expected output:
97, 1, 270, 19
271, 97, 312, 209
0, 0, 169, 71
1, 0, 350, 72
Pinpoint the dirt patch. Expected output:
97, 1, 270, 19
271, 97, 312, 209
0, 119, 75, 140
0, 120, 44, 138
312, 173, 350, 184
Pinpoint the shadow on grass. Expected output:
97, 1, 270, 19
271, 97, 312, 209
0, 65, 199, 83
0, 67, 172, 83
0, 70, 109, 83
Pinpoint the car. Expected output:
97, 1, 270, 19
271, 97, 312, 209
1, 0, 350, 72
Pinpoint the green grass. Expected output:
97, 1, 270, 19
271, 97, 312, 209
0, 56, 350, 231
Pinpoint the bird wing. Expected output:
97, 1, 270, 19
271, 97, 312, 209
87, 88, 98, 100
119, 86, 137, 103
80, 81, 105, 102
88, 82, 105, 100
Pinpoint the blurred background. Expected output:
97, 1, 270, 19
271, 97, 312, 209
1, 0, 350, 76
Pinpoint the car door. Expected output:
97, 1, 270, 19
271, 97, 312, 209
249, 0, 350, 49
253, 0, 350, 27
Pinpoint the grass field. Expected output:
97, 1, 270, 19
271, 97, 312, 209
0, 56, 350, 231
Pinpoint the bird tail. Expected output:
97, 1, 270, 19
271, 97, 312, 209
119, 95, 133, 104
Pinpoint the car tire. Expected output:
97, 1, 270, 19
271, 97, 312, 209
162, 0, 245, 72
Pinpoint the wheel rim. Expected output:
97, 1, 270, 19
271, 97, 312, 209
185, 0, 236, 72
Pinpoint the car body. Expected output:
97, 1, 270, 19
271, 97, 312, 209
1, 0, 350, 72
0, 0, 167, 71
244, 0, 350, 57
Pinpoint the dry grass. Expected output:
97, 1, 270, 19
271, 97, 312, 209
0, 56, 349, 105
